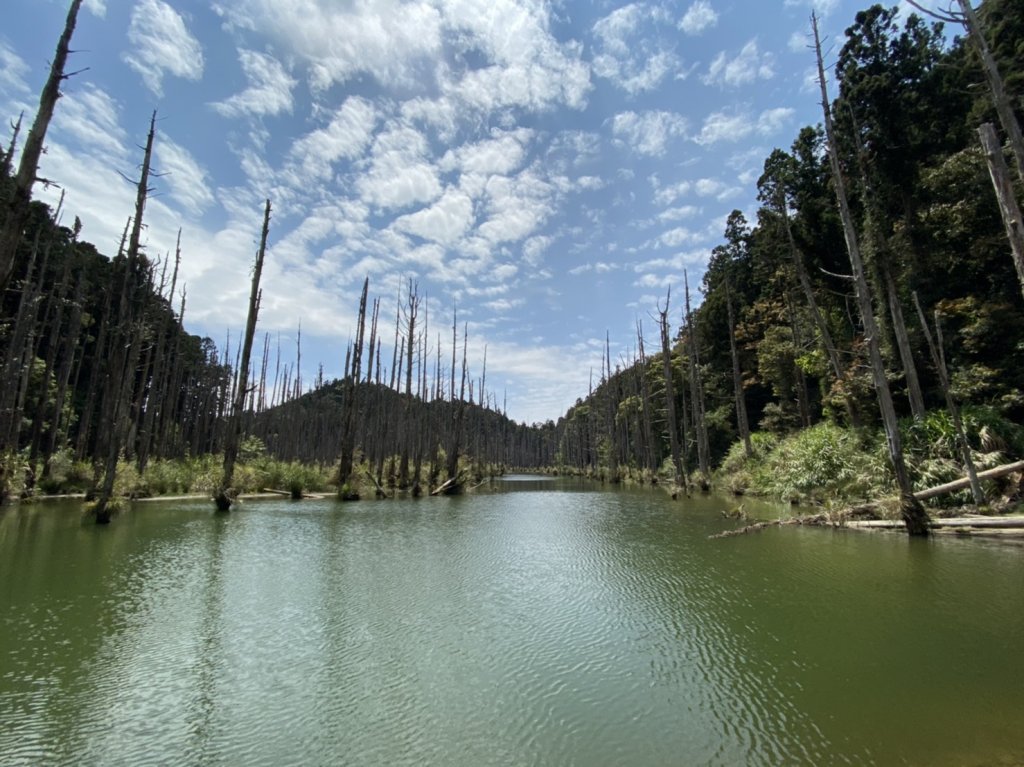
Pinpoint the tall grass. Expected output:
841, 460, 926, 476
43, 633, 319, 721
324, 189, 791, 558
717, 423, 890, 504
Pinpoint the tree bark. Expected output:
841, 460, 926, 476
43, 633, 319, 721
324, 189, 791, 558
777, 193, 861, 427
216, 199, 271, 511
725, 281, 752, 458
0, 0, 82, 295
957, 0, 1024, 184
912, 292, 984, 507
657, 289, 686, 493
978, 123, 1024, 302
813, 12, 929, 536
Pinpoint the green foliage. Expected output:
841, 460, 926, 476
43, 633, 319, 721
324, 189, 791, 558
37, 448, 90, 494
902, 407, 1024, 506
0, 450, 28, 501
717, 424, 890, 503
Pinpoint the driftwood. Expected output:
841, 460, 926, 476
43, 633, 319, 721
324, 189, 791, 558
913, 460, 1024, 501
849, 515, 1024, 530
709, 513, 829, 539
431, 473, 464, 496
365, 467, 391, 498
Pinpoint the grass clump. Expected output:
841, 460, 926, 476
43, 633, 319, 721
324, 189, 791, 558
717, 423, 890, 504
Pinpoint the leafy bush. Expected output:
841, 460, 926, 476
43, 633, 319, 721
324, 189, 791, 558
717, 423, 890, 503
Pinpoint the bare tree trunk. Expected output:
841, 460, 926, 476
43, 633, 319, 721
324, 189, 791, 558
813, 12, 929, 536
215, 199, 271, 511
91, 112, 157, 523
398, 280, 419, 488
725, 280, 752, 458
1, 113, 23, 179
912, 293, 984, 507
657, 289, 686, 494
337, 277, 368, 498
978, 123, 1024, 302
0, 0, 82, 294
957, 0, 1024, 183
777, 191, 861, 427
881, 258, 926, 420
636, 319, 656, 475
684, 272, 710, 489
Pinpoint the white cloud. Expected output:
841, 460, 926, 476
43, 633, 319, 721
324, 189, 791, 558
52, 84, 127, 160
693, 107, 791, 146
156, 137, 215, 216
214, 0, 590, 113
0, 42, 30, 94
757, 107, 795, 135
211, 49, 295, 118
783, 0, 840, 15
694, 110, 752, 145
657, 204, 700, 222
392, 187, 474, 246
214, 0, 443, 91
592, 4, 679, 95
286, 96, 377, 183
522, 234, 553, 266
484, 297, 524, 313
84, 0, 107, 16
694, 178, 725, 197
651, 178, 692, 206
704, 39, 775, 87
123, 0, 204, 96
356, 125, 442, 212
611, 110, 688, 156
680, 0, 718, 35
655, 227, 699, 248
477, 168, 555, 245
440, 130, 531, 176
692, 176, 741, 200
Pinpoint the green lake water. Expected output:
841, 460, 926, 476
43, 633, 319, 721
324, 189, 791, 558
1, 477, 1022, 766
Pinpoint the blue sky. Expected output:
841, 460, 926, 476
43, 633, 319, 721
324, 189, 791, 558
2, 0, 945, 424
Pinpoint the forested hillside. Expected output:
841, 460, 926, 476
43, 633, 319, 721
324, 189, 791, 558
551, 0, 1024, 517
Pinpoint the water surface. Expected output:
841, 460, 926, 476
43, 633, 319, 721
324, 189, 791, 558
2, 479, 1022, 765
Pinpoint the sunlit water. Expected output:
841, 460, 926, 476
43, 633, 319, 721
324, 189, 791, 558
2, 478, 1022, 766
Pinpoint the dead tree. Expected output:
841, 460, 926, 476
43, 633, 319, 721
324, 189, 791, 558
398, 279, 420, 488
0, 0, 83, 295
656, 289, 686, 494
215, 199, 271, 511
813, 12, 929, 535
337, 277, 369, 498
90, 113, 156, 523
684, 272, 710, 489
725, 279, 752, 458
774, 187, 861, 427
978, 123, 1024, 302
912, 293, 984, 507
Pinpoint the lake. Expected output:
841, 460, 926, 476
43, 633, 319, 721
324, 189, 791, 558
2, 477, 1022, 765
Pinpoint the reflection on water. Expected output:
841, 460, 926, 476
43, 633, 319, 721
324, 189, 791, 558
1, 486, 1022, 766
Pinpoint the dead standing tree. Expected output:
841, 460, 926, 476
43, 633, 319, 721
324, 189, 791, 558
337, 277, 369, 499
656, 289, 687, 496
813, 13, 930, 535
0, 0, 83, 296
89, 113, 156, 523
215, 199, 271, 511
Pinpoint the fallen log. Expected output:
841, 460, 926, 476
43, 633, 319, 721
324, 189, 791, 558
709, 513, 830, 539
430, 474, 463, 496
913, 460, 1024, 500
848, 515, 1024, 530
365, 468, 391, 499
